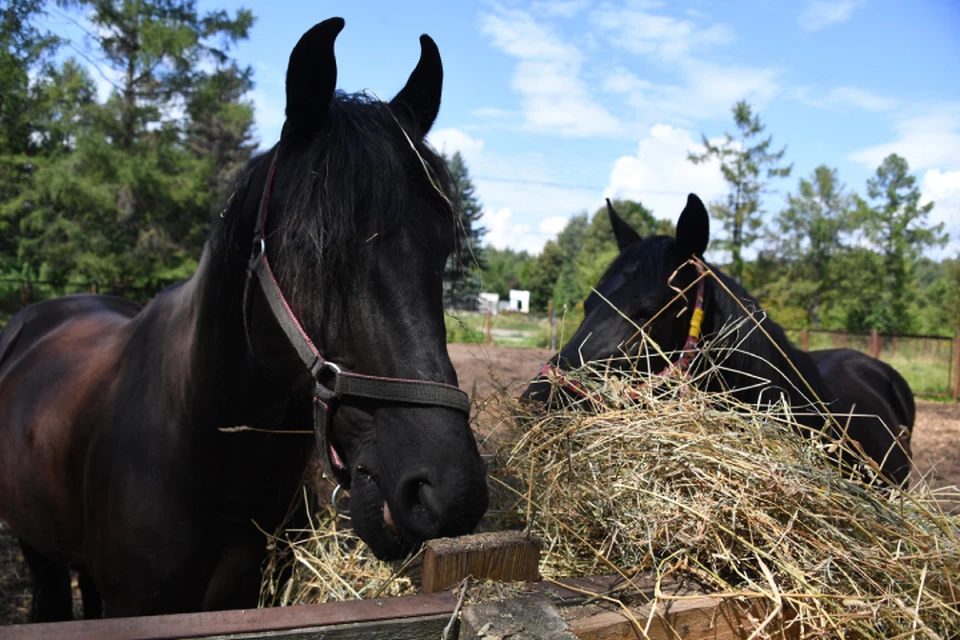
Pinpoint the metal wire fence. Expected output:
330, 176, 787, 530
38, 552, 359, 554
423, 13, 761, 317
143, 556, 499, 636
786, 328, 960, 400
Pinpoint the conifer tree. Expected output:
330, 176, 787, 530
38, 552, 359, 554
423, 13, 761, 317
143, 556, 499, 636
854, 153, 947, 332
443, 152, 486, 308
688, 100, 791, 282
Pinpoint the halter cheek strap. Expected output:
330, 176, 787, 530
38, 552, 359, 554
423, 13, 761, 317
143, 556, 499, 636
540, 267, 707, 402
242, 148, 471, 487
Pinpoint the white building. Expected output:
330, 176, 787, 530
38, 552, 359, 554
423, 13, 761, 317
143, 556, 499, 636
477, 292, 499, 315
508, 289, 530, 314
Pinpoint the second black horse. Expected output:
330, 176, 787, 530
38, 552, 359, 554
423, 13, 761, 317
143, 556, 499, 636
524, 194, 913, 487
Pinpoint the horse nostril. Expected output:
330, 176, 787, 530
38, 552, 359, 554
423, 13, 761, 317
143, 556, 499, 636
395, 472, 442, 537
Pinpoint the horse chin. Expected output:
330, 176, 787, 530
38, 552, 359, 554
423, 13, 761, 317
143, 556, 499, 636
348, 473, 415, 560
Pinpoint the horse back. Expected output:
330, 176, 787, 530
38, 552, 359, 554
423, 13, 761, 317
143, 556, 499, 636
809, 348, 914, 485
0, 295, 140, 561
810, 348, 915, 430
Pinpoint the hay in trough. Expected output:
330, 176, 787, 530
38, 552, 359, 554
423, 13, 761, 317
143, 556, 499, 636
259, 305, 959, 637
495, 325, 960, 638
258, 489, 418, 607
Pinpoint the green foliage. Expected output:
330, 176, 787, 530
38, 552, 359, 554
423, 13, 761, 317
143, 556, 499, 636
766, 166, 857, 327
483, 246, 532, 298
443, 151, 486, 308
852, 154, 948, 333
689, 100, 792, 282
527, 239, 564, 313
0, 0, 256, 301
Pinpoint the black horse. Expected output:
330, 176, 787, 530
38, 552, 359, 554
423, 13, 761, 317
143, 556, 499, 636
0, 18, 488, 621
523, 194, 912, 487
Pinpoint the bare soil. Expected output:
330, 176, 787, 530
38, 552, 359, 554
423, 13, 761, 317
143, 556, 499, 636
1, 343, 957, 625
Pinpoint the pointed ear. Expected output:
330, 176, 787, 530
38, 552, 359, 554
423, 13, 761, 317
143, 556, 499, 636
607, 199, 641, 252
285, 17, 344, 138
675, 193, 709, 258
390, 35, 443, 136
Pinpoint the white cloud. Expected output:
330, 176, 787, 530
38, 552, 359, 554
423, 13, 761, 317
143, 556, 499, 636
428, 128, 486, 166
604, 124, 729, 221
478, 7, 621, 137
532, 0, 589, 18
591, 6, 735, 62
539, 216, 570, 236
483, 207, 536, 253
812, 86, 899, 112
606, 62, 781, 126
798, 0, 867, 32
921, 169, 960, 259
848, 106, 960, 170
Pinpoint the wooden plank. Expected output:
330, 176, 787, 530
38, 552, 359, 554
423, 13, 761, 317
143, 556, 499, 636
459, 594, 577, 640
566, 596, 798, 640
0, 593, 458, 640
422, 530, 541, 594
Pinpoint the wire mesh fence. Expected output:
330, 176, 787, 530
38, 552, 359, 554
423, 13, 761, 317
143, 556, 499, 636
786, 327, 959, 399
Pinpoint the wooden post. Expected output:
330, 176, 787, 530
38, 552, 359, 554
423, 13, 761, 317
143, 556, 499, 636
548, 300, 556, 351
422, 530, 541, 594
954, 332, 960, 402
870, 329, 880, 359
20, 277, 32, 309
485, 309, 492, 345
801, 328, 809, 352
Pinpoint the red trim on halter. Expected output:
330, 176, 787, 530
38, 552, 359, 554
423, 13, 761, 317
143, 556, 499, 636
245, 148, 472, 485
540, 272, 706, 403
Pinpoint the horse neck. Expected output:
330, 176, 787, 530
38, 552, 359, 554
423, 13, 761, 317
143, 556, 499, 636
130, 238, 272, 428
704, 274, 828, 417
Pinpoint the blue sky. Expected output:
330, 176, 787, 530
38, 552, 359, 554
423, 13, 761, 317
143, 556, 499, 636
46, 0, 960, 258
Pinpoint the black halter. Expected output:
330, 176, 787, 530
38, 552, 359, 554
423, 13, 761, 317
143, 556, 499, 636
242, 147, 471, 487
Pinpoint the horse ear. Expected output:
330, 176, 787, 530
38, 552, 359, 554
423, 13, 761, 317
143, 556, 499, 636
285, 17, 344, 138
675, 193, 710, 258
390, 35, 443, 136
607, 199, 641, 252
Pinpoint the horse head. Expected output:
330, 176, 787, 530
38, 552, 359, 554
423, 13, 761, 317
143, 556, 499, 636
523, 194, 710, 405
240, 18, 488, 559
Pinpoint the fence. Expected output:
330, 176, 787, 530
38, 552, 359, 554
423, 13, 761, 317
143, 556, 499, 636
786, 328, 960, 400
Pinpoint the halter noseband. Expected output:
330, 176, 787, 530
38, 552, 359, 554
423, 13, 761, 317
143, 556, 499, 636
539, 267, 706, 403
242, 148, 471, 490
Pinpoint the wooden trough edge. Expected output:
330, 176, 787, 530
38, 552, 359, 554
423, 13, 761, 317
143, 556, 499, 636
1, 574, 797, 640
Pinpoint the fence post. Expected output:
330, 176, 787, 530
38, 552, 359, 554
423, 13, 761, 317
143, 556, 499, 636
870, 329, 880, 359
548, 300, 556, 351
801, 328, 809, 352
20, 277, 33, 309
954, 332, 960, 402
485, 310, 492, 346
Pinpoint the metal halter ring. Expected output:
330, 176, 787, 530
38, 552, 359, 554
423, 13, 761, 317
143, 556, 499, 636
331, 484, 350, 517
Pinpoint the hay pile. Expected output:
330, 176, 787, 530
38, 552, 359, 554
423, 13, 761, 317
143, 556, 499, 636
258, 490, 418, 607
496, 356, 960, 638
260, 331, 960, 638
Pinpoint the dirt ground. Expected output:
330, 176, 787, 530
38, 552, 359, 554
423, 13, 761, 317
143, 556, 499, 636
1, 343, 958, 626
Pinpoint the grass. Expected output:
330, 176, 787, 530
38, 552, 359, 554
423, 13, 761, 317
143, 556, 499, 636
445, 308, 584, 349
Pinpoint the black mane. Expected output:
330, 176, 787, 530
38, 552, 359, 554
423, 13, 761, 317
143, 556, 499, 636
204, 91, 457, 312
273, 91, 456, 303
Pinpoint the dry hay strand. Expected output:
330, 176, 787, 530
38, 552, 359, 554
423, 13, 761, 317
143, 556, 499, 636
495, 327, 960, 639
258, 488, 419, 607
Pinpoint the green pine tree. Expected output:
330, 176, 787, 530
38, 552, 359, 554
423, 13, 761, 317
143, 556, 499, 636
854, 153, 948, 332
443, 151, 486, 308
11, 0, 254, 297
688, 100, 792, 282
769, 166, 856, 328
